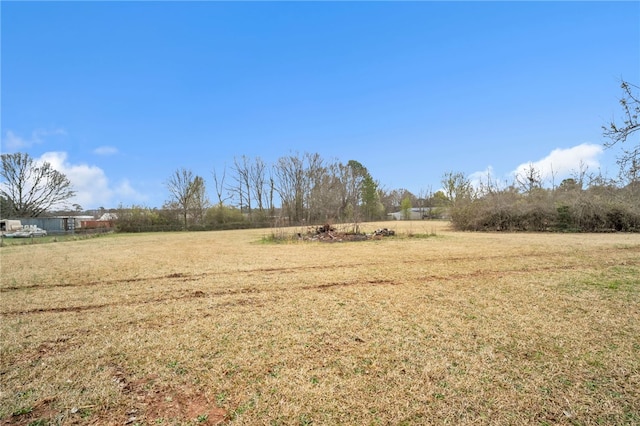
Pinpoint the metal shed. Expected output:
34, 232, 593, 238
19, 217, 81, 234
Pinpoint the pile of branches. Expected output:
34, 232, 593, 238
297, 224, 395, 242
373, 228, 395, 236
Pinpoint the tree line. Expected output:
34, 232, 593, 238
1, 80, 638, 232
147, 153, 424, 231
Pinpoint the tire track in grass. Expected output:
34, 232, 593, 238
1, 279, 402, 316
0, 272, 206, 292
2, 249, 615, 293
0, 261, 605, 317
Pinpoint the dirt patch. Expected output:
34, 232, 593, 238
133, 386, 226, 425
2, 397, 57, 425
112, 366, 227, 425
15, 337, 74, 365
1, 369, 227, 425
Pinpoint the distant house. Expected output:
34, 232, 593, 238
388, 207, 444, 220
98, 212, 118, 221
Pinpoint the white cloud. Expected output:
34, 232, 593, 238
2, 128, 145, 209
39, 152, 113, 209
2, 129, 66, 151
466, 143, 605, 192
37, 152, 146, 209
470, 166, 498, 189
511, 143, 603, 185
93, 146, 119, 156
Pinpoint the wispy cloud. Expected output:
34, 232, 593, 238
2, 129, 67, 151
93, 146, 119, 156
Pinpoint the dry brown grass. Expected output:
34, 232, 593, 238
1, 221, 639, 425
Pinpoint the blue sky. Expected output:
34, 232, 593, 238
2, 1, 639, 210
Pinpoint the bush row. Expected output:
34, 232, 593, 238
450, 186, 640, 232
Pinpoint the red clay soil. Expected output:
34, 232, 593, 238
3, 371, 227, 426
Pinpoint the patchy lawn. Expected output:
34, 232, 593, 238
1, 221, 639, 425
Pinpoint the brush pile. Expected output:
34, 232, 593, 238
297, 224, 395, 242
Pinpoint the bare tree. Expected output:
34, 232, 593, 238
0, 152, 75, 217
212, 166, 232, 207
189, 176, 210, 225
303, 153, 325, 223
378, 187, 402, 213
603, 80, 639, 180
476, 170, 501, 197
311, 159, 344, 222
441, 171, 473, 204
340, 160, 367, 223
249, 157, 267, 216
166, 168, 206, 229
571, 160, 590, 190
230, 156, 252, 218
549, 164, 558, 190
515, 164, 543, 194
268, 172, 275, 219
273, 153, 305, 224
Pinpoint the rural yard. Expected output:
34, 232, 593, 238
1, 221, 639, 425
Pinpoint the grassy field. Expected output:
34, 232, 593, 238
1, 221, 639, 425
